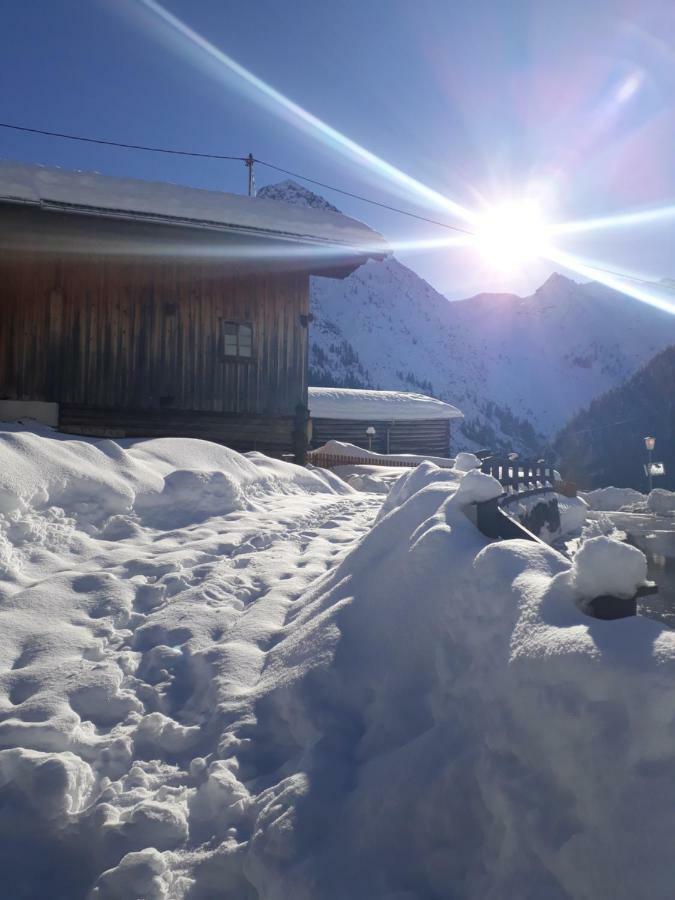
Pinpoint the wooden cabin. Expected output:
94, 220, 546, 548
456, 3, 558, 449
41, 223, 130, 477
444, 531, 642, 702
0, 161, 386, 460
308, 387, 463, 457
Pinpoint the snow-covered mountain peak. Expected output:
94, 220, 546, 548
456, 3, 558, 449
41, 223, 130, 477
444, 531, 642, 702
536, 271, 577, 295
260, 180, 675, 453
257, 179, 340, 213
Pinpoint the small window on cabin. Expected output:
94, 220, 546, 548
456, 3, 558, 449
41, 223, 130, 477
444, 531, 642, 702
222, 322, 253, 359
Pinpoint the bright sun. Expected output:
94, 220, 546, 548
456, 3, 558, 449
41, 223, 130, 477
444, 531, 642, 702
472, 200, 549, 271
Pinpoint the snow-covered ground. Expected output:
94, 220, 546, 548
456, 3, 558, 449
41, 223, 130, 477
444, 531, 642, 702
581, 487, 675, 562
331, 463, 410, 494
1, 427, 675, 899
0, 427, 378, 897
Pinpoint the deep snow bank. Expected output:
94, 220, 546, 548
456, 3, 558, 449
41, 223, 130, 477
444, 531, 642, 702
0, 425, 350, 530
331, 464, 405, 494
581, 486, 646, 511
234, 465, 674, 900
0, 430, 673, 899
647, 488, 675, 516
581, 485, 675, 517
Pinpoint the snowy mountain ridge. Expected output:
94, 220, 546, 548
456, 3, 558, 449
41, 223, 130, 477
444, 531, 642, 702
258, 181, 675, 453
255, 178, 340, 212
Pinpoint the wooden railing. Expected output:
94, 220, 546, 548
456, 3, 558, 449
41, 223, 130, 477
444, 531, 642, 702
480, 457, 555, 496
307, 451, 414, 470
308, 451, 577, 497
478, 457, 577, 499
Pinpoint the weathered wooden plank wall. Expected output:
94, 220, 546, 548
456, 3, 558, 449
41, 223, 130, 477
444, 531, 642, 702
310, 417, 451, 457
59, 406, 298, 456
0, 250, 309, 419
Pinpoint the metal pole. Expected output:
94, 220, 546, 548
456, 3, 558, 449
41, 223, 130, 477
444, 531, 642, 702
648, 448, 653, 493
245, 153, 255, 197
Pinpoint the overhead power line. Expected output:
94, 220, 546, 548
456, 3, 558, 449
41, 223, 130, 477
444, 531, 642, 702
0, 121, 247, 161
0, 120, 473, 235
253, 158, 474, 234
1, 120, 674, 283
573, 261, 675, 293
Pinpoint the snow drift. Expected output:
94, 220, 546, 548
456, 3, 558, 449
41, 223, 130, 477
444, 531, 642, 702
0, 427, 673, 899
0, 425, 350, 529
647, 488, 675, 516
581, 486, 675, 517
580, 486, 646, 512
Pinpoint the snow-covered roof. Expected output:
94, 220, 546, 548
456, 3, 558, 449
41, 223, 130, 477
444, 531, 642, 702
308, 387, 463, 421
0, 160, 388, 257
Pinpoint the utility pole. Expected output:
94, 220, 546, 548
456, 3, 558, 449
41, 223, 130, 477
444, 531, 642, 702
245, 153, 255, 197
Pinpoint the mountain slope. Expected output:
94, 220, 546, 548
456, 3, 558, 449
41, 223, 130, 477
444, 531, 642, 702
555, 345, 675, 490
258, 181, 675, 453
255, 178, 341, 212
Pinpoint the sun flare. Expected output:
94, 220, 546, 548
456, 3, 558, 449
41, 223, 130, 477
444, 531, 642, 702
472, 200, 549, 271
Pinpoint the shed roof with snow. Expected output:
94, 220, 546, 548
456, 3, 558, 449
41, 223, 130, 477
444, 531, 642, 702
308, 388, 464, 421
308, 388, 463, 457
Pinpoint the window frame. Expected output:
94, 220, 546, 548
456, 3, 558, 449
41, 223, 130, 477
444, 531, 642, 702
220, 320, 254, 362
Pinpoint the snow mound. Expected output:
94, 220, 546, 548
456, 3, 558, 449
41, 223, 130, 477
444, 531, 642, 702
134, 468, 250, 527
331, 464, 404, 494
453, 451, 481, 472
557, 493, 589, 536
238, 460, 674, 899
0, 426, 347, 532
581, 485, 646, 511
0, 748, 94, 818
647, 488, 675, 515
573, 535, 647, 599
91, 848, 171, 900
246, 449, 354, 495
376, 459, 463, 520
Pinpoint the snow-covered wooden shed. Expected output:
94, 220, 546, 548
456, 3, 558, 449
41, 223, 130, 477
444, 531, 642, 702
308, 387, 463, 457
0, 162, 387, 460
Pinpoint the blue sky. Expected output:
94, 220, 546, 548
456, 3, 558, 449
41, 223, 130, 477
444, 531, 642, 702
2, 0, 675, 299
